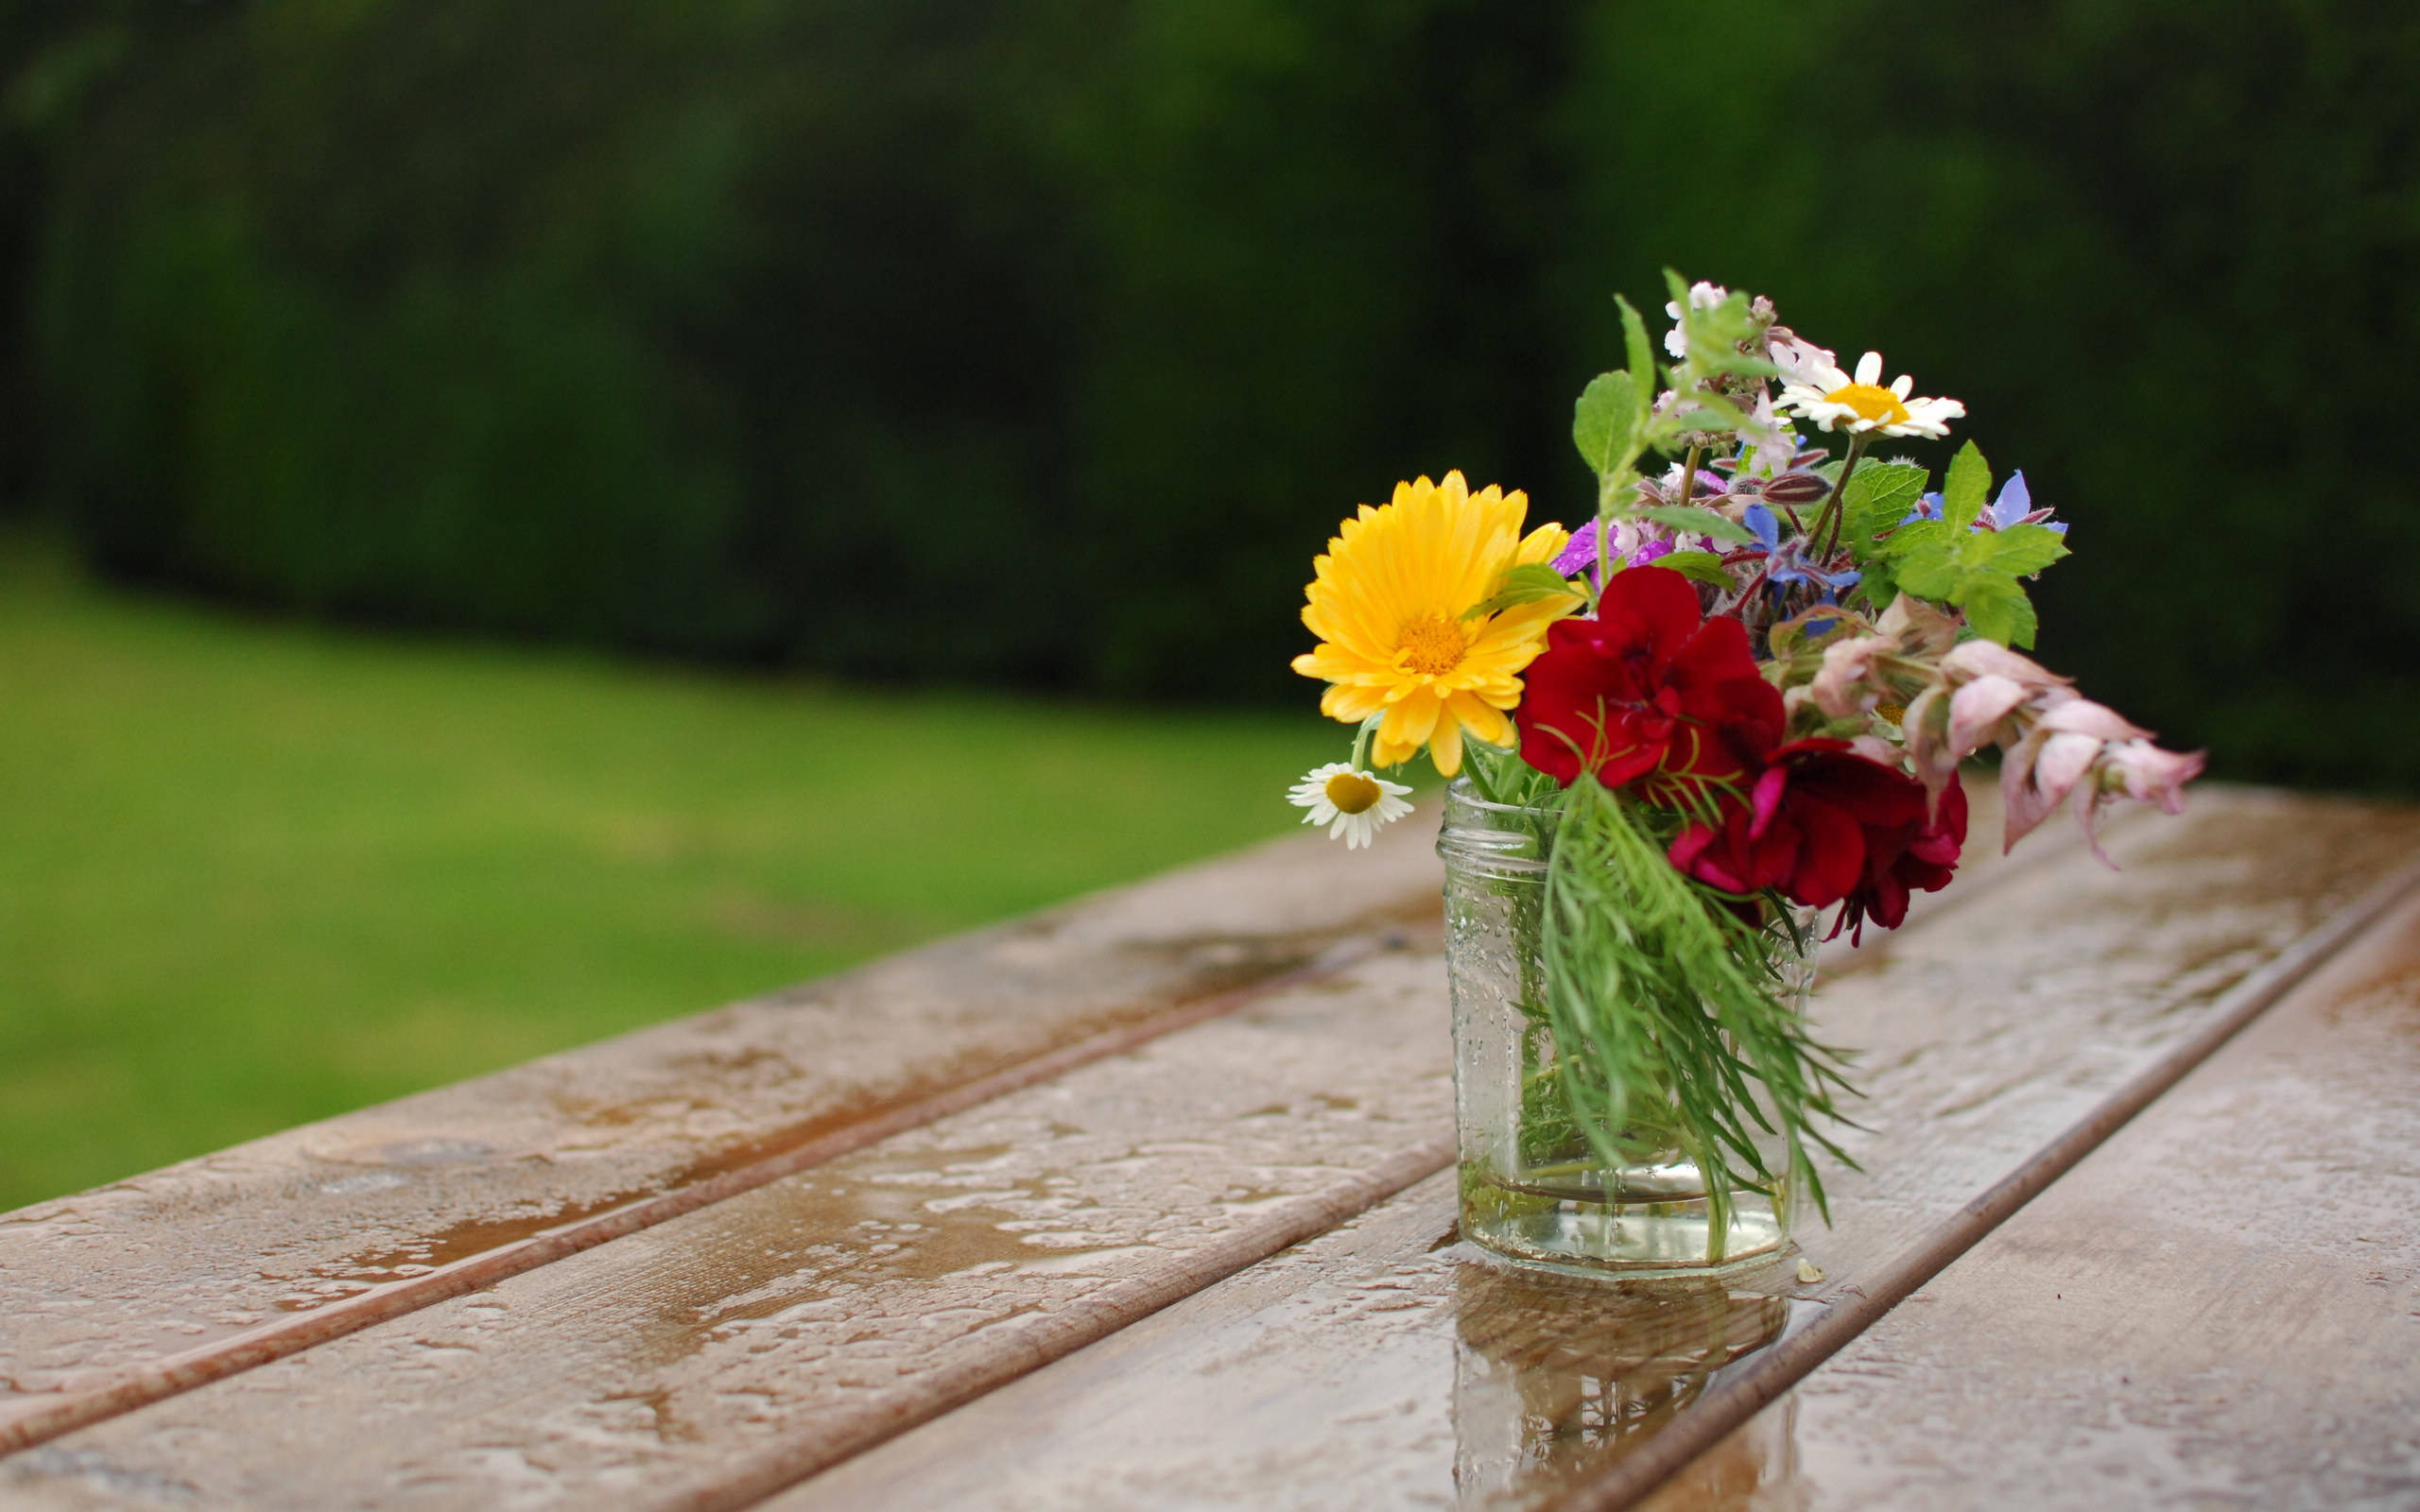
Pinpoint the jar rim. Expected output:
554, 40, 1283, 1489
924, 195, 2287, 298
1443, 776, 1557, 817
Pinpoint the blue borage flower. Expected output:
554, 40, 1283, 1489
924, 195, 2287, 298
1902, 471, 2066, 536
1743, 502, 1860, 599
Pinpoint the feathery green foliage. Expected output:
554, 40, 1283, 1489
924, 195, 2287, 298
1537, 775, 1857, 1253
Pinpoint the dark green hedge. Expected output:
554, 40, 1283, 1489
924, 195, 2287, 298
13, 0, 2419, 785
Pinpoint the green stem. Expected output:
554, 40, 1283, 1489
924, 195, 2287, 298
1808, 433, 1870, 560
1592, 510, 1611, 613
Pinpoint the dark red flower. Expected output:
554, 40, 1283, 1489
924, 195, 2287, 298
1839, 766, 1966, 939
1667, 741, 1966, 940
1516, 566, 1784, 801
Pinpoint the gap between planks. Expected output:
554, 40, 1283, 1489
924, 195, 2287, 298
1556, 852, 2420, 1512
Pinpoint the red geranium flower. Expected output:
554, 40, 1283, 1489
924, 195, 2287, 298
1668, 740, 1967, 940
1516, 566, 1783, 802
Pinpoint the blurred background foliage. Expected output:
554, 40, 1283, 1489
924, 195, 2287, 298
7, 0, 2417, 786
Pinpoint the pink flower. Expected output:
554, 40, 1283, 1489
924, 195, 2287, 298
1812, 635, 1892, 719
1999, 699, 2163, 854
1945, 674, 2031, 760
1940, 639, 2066, 691
2079, 741, 2207, 861
1876, 594, 1962, 661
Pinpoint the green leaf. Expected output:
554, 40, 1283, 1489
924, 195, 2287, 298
1637, 505, 1756, 543
1941, 441, 1990, 530
1655, 550, 1736, 588
1853, 557, 1900, 612
1880, 518, 1955, 561
1958, 576, 2040, 647
1572, 373, 1640, 479
1838, 462, 1928, 556
1893, 540, 1964, 602
1616, 295, 1655, 413
1979, 522, 2070, 578
1463, 561, 1580, 620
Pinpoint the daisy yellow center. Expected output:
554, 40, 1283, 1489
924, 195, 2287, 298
1831, 383, 1913, 426
1324, 770, 1385, 815
1397, 614, 1468, 677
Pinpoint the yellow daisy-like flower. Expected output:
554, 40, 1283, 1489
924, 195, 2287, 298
1290, 472, 1575, 777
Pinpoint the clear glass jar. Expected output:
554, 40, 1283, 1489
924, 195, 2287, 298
1439, 780, 1806, 1279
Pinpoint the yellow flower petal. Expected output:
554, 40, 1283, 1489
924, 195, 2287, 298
1292, 472, 1575, 773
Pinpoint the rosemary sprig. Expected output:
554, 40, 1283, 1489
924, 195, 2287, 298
1538, 773, 1858, 1255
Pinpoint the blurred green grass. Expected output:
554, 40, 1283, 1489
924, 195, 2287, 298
0, 544, 1356, 1211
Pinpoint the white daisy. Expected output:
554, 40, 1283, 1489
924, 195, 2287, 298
1287, 762, 1415, 850
1776, 350, 1965, 439
1662, 280, 1731, 358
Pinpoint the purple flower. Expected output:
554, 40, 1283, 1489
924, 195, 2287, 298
1551, 530, 1598, 578
1552, 519, 1698, 589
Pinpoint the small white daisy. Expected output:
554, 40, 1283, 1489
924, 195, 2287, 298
1287, 762, 1415, 850
1662, 280, 1731, 358
1776, 350, 1965, 439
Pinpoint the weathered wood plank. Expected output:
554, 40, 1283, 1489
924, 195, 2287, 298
0, 784, 2054, 1506
0, 820, 1445, 1452
772, 790, 2420, 1512
1674, 885, 2420, 1510
0, 942, 1461, 1509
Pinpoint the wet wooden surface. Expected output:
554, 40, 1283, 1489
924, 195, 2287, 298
0, 785, 2414, 1510
0, 819, 1443, 1452
1695, 883, 2420, 1510
777, 790, 2420, 1511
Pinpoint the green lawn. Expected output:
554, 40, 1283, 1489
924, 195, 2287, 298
0, 544, 1356, 1211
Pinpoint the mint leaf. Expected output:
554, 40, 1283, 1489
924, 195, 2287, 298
1959, 576, 2040, 647
1941, 441, 1990, 529
1880, 513, 2048, 648
1655, 550, 1736, 589
1980, 522, 2069, 578
1463, 561, 1580, 620
1637, 505, 1755, 543
1881, 517, 1955, 561
1856, 557, 1901, 611
1573, 373, 1639, 480
1616, 295, 1655, 413
1893, 539, 1965, 603
1838, 462, 1928, 556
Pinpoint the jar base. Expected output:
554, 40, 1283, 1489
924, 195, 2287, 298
1461, 1168, 1790, 1280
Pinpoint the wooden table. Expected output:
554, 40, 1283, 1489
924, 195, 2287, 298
4, 783, 2416, 1509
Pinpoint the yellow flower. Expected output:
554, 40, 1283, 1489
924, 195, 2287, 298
1290, 472, 1575, 777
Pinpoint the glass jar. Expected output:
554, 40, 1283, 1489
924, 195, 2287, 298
1439, 780, 1807, 1278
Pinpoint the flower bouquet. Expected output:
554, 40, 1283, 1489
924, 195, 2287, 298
1288, 276, 2204, 1277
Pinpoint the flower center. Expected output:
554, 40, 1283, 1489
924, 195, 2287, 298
1324, 770, 1385, 816
1397, 614, 1468, 677
1831, 383, 1913, 426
